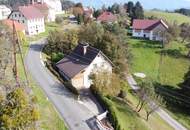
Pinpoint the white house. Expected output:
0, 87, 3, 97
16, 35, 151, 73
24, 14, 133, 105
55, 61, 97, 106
132, 19, 168, 41
42, 0, 62, 14
32, 2, 56, 22
9, 5, 45, 35
56, 43, 113, 90
0, 5, 11, 20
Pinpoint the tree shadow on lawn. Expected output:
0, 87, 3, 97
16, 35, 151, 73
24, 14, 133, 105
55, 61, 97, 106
155, 49, 188, 59
154, 82, 190, 116
131, 39, 162, 49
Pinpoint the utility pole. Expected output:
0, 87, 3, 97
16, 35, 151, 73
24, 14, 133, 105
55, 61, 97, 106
12, 20, 19, 86
12, 20, 29, 86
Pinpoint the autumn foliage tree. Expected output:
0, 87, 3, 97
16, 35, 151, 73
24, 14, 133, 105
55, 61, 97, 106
0, 23, 39, 129
90, 71, 121, 96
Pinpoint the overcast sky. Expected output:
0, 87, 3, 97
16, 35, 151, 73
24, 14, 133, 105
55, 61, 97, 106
71, 0, 190, 10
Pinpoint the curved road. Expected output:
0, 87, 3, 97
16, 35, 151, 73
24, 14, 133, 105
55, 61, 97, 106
25, 39, 103, 130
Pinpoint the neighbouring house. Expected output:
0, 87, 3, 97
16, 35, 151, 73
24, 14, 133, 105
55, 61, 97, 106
9, 5, 45, 35
97, 11, 117, 23
132, 19, 168, 41
56, 43, 113, 90
0, 5, 11, 20
32, 2, 56, 22
42, 0, 62, 14
83, 7, 93, 19
3, 19, 25, 34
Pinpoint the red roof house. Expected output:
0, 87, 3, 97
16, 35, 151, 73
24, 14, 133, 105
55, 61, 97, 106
9, 5, 45, 35
97, 11, 117, 23
132, 19, 168, 30
132, 19, 168, 41
18, 5, 44, 19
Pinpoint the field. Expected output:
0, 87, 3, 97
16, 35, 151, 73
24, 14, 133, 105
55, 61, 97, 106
145, 10, 190, 25
128, 38, 190, 87
17, 30, 67, 130
128, 38, 190, 129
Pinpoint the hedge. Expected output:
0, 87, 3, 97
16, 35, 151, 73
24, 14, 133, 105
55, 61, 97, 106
90, 87, 121, 130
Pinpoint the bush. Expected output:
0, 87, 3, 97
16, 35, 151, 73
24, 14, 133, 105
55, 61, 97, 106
55, 16, 64, 24
51, 52, 64, 63
118, 90, 127, 99
90, 87, 121, 130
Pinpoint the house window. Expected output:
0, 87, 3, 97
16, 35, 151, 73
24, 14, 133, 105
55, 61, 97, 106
19, 14, 21, 17
22, 20, 24, 23
15, 14, 17, 17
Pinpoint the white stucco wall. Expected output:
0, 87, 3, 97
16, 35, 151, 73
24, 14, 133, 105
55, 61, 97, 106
152, 24, 167, 41
44, 0, 62, 13
132, 29, 152, 39
0, 5, 11, 20
9, 11, 45, 35
83, 53, 112, 88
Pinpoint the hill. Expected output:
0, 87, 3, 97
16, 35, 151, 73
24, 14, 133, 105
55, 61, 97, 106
145, 10, 190, 25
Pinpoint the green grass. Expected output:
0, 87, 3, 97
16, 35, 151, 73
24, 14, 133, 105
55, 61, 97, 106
109, 98, 149, 130
17, 31, 67, 130
128, 38, 190, 87
106, 82, 174, 130
145, 10, 190, 24
128, 38, 190, 129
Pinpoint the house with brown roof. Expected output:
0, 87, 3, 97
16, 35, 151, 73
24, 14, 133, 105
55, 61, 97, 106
3, 19, 25, 34
97, 11, 117, 23
9, 5, 45, 35
132, 19, 168, 41
56, 43, 113, 90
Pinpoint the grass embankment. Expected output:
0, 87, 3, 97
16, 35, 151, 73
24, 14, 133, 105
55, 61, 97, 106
128, 38, 190, 87
103, 83, 173, 130
128, 38, 190, 129
27, 22, 80, 42
16, 26, 67, 130
145, 10, 190, 24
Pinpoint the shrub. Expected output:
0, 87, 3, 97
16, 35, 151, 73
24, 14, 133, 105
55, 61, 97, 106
90, 87, 121, 130
55, 16, 64, 24
118, 90, 127, 99
51, 52, 64, 63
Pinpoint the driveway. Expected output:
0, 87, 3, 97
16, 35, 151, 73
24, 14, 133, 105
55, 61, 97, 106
25, 39, 103, 130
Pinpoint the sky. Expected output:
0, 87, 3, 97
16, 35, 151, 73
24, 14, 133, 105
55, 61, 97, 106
70, 0, 190, 10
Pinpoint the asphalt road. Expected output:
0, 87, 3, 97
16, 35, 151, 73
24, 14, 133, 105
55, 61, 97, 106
126, 74, 187, 130
25, 39, 103, 130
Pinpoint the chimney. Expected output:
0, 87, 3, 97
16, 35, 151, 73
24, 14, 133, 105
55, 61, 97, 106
82, 43, 89, 55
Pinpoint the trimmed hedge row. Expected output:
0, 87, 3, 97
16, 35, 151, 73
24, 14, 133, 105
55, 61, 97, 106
91, 87, 121, 130
45, 60, 79, 95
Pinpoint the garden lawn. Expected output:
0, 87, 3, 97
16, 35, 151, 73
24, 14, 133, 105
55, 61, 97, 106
145, 10, 190, 25
17, 35, 67, 130
128, 38, 190, 87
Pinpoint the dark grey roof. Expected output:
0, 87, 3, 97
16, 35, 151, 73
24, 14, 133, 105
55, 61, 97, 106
56, 43, 101, 79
